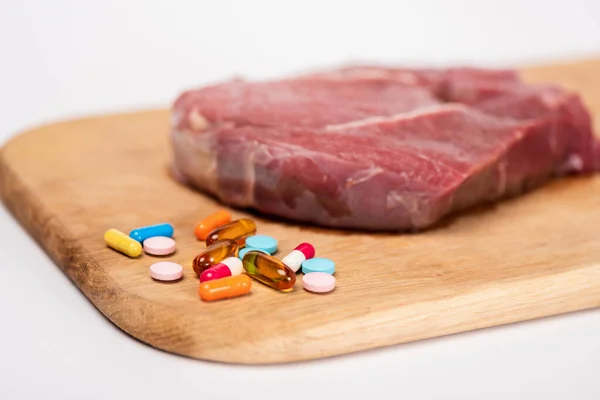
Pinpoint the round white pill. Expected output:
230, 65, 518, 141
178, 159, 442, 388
143, 236, 176, 256
302, 272, 336, 293
149, 261, 183, 281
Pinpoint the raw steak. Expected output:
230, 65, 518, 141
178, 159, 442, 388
173, 78, 440, 130
170, 66, 600, 231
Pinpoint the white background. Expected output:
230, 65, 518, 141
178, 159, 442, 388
1, 1, 600, 399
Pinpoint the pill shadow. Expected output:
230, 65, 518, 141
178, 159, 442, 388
150, 277, 184, 284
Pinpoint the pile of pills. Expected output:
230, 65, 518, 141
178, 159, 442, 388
103, 209, 337, 302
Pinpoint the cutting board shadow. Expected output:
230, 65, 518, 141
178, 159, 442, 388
1, 57, 600, 364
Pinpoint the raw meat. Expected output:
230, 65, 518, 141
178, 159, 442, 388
173, 78, 440, 130
170, 66, 600, 231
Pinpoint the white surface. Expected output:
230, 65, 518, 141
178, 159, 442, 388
1, 1, 600, 399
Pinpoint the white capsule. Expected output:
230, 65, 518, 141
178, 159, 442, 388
282, 250, 307, 272
222, 256, 243, 275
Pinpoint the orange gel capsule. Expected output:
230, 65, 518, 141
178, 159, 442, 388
242, 251, 296, 291
205, 218, 257, 247
192, 239, 238, 276
194, 210, 232, 241
199, 274, 252, 302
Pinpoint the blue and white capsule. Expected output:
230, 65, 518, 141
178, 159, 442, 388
129, 223, 174, 243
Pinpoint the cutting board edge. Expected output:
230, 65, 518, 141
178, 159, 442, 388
0, 106, 168, 146
0, 148, 194, 356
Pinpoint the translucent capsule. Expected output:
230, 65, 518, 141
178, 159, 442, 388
194, 210, 232, 241
200, 257, 243, 282
242, 251, 296, 291
205, 218, 257, 247
129, 223, 174, 243
199, 274, 252, 302
192, 239, 238, 276
104, 228, 142, 258
238, 247, 268, 260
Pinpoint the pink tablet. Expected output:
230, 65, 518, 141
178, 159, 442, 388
149, 261, 183, 281
143, 236, 176, 256
302, 272, 336, 293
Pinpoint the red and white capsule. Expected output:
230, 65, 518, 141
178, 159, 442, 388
281, 243, 315, 272
200, 257, 243, 282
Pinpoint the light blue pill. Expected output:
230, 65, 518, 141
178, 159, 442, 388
238, 247, 269, 260
302, 257, 335, 275
245, 235, 278, 254
129, 223, 174, 243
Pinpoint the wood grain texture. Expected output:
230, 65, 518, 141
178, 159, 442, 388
1, 58, 600, 364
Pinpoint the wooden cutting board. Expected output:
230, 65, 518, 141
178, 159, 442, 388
1, 58, 600, 365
